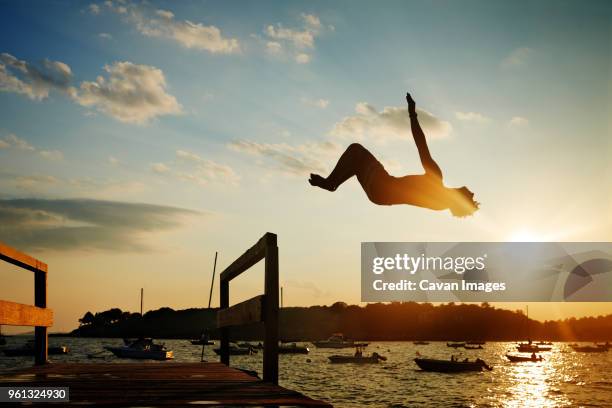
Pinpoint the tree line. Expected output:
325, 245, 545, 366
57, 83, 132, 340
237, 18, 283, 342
72, 302, 612, 341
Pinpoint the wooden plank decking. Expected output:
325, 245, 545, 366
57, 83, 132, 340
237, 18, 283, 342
0, 362, 332, 407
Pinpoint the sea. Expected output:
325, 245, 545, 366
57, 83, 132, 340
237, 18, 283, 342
1, 337, 611, 407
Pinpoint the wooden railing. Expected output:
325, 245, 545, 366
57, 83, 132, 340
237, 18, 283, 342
0, 242, 53, 365
217, 232, 279, 384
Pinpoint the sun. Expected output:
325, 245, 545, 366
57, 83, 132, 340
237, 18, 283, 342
508, 229, 547, 242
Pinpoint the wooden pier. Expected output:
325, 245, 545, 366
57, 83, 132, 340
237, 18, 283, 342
0, 362, 331, 407
0, 234, 332, 407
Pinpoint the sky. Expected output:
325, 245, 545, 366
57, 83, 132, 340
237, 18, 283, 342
0, 0, 611, 333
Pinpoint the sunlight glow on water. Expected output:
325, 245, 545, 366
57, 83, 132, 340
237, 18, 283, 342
1, 338, 610, 407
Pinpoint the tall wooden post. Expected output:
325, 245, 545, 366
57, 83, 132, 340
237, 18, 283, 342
263, 235, 279, 384
219, 279, 230, 366
34, 270, 48, 365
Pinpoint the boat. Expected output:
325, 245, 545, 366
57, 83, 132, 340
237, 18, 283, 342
413, 341, 430, 345
3, 340, 69, 356
237, 342, 264, 350
463, 345, 483, 350
506, 354, 543, 362
279, 343, 309, 354
536, 341, 553, 346
328, 347, 386, 364
414, 357, 492, 372
446, 342, 465, 348
213, 344, 257, 355
105, 338, 173, 360
516, 343, 551, 352
313, 333, 368, 349
466, 341, 486, 345
570, 345, 608, 353
596, 342, 610, 350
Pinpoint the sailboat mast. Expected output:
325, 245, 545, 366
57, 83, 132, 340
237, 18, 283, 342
140, 288, 143, 316
208, 252, 218, 309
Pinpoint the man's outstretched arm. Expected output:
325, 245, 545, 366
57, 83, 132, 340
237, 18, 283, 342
406, 93, 442, 179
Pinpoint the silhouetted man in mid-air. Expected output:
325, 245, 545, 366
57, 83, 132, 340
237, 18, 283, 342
309, 93, 479, 217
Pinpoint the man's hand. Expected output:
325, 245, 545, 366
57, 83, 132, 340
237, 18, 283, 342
406, 93, 416, 114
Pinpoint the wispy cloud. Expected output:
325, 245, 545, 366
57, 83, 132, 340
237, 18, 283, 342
263, 13, 328, 64
0, 53, 73, 100
0, 133, 63, 160
0, 198, 199, 252
302, 97, 329, 109
331, 103, 452, 143
97, 1, 240, 54
151, 149, 240, 186
228, 140, 340, 176
501, 47, 533, 69
455, 111, 490, 123
508, 116, 529, 127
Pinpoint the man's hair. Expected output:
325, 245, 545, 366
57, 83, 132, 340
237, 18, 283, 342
449, 186, 480, 217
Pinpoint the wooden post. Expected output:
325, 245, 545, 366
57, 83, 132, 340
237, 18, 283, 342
219, 279, 230, 366
34, 270, 48, 365
263, 234, 279, 385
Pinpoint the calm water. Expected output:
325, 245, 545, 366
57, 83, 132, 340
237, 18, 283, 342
1, 337, 611, 407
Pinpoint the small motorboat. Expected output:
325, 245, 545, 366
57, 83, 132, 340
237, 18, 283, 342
237, 342, 264, 350
570, 345, 608, 353
3, 340, 69, 356
413, 341, 430, 345
535, 341, 553, 346
447, 342, 465, 348
213, 344, 257, 355
506, 353, 543, 362
105, 338, 173, 360
414, 357, 492, 372
516, 342, 551, 352
596, 342, 611, 350
313, 333, 368, 348
328, 347, 386, 364
279, 343, 309, 354
466, 341, 486, 345
463, 345, 483, 350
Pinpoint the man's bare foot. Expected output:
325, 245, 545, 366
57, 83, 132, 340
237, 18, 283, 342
309, 173, 335, 191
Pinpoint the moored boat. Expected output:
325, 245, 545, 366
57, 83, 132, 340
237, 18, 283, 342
279, 343, 309, 354
313, 333, 368, 348
413, 341, 430, 345
328, 347, 386, 364
516, 343, 551, 352
213, 344, 257, 355
105, 338, 173, 360
3, 340, 69, 356
463, 345, 483, 350
414, 357, 492, 372
506, 353, 543, 362
446, 342, 465, 348
466, 341, 486, 345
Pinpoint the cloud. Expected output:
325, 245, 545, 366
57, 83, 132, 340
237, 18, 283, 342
302, 97, 329, 109
99, 1, 240, 54
263, 13, 327, 64
501, 47, 533, 69
228, 140, 340, 176
508, 116, 529, 127
88, 4, 101, 15
0, 198, 199, 252
38, 150, 64, 161
151, 149, 240, 186
0, 133, 64, 160
0, 53, 73, 100
0, 53, 181, 125
72, 61, 182, 124
98, 32, 112, 40
331, 103, 452, 143
455, 111, 490, 123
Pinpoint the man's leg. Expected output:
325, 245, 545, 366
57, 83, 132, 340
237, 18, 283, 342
309, 143, 374, 191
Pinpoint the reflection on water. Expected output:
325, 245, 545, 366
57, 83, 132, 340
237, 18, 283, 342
1, 338, 610, 407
